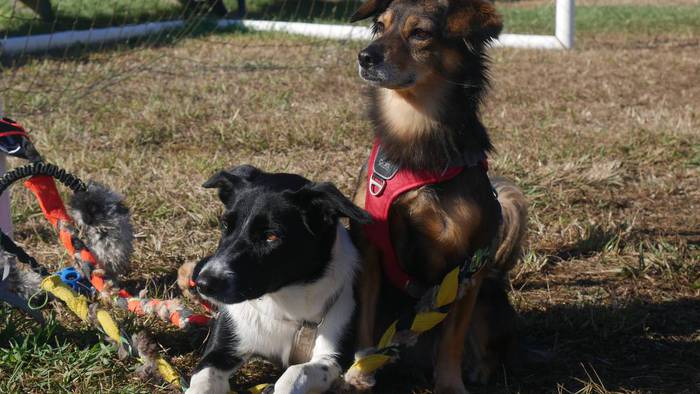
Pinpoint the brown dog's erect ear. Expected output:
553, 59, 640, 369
445, 0, 503, 43
350, 0, 392, 22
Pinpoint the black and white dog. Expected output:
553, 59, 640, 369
187, 165, 369, 394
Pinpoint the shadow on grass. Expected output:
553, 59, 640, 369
3, 290, 699, 392
507, 298, 700, 393
552, 225, 620, 263
371, 298, 700, 393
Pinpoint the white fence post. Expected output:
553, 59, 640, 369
0, 100, 12, 238
556, 0, 575, 49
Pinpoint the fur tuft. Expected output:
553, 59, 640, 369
133, 331, 164, 383
490, 176, 528, 275
69, 181, 134, 278
1, 252, 42, 299
177, 261, 198, 301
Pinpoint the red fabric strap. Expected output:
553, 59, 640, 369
0, 118, 29, 136
0, 131, 29, 139
23, 176, 73, 227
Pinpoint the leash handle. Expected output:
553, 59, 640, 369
0, 162, 86, 196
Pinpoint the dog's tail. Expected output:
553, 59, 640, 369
489, 176, 528, 275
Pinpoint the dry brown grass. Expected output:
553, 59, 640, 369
0, 25, 698, 394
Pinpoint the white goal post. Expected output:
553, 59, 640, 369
230, 0, 576, 50
498, 0, 575, 49
0, 0, 574, 55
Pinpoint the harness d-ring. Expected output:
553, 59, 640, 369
368, 173, 386, 196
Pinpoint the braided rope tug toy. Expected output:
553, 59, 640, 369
0, 161, 211, 329
0, 117, 208, 390
342, 248, 493, 389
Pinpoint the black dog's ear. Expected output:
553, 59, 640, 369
202, 170, 241, 203
444, 0, 503, 44
350, 0, 392, 22
202, 165, 260, 203
287, 182, 372, 225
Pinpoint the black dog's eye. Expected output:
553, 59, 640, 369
220, 212, 236, 232
372, 21, 385, 36
410, 28, 432, 40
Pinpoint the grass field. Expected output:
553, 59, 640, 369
1, 1, 699, 393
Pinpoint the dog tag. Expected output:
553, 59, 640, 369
289, 321, 317, 365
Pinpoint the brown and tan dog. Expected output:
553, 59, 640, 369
347, 0, 528, 392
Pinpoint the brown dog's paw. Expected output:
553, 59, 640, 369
177, 261, 197, 299
341, 348, 380, 391
342, 364, 376, 392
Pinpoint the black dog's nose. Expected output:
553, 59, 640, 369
196, 272, 226, 297
195, 275, 211, 295
358, 47, 383, 68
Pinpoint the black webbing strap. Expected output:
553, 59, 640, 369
0, 231, 49, 277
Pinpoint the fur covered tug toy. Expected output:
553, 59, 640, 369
0, 117, 212, 390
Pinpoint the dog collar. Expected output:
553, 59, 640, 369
249, 285, 344, 366
363, 139, 488, 297
288, 286, 344, 365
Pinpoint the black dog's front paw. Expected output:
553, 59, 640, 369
187, 367, 230, 394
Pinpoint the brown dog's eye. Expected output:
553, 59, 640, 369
372, 21, 385, 35
410, 28, 432, 40
265, 232, 280, 243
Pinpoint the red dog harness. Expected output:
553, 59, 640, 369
364, 140, 488, 296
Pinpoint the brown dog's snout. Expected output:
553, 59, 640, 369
358, 45, 383, 68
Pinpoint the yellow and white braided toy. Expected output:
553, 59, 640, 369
344, 248, 491, 386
